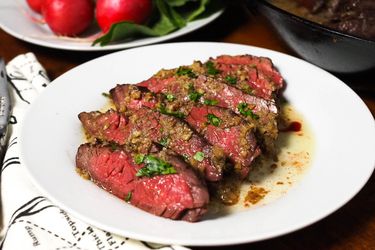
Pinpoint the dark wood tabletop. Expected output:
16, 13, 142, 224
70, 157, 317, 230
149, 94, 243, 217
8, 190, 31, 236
1, 2, 374, 249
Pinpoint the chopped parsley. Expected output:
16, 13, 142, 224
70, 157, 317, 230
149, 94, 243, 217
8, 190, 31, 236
166, 94, 175, 101
108, 142, 119, 151
189, 91, 203, 102
188, 84, 203, 102
193, 151, 205, 162
125, 191, 132, 203
176, 67, 196, 78
158, 105, 185, 119
205, 61, 221, 75
225, 75, 237, 85
242, 85, 253, 95
206, 113, 221, 127
237, 102, 259, 120
204, 99, 219, 106
134, 154, 145, 164
102, 92, 111, 98
159, 137, 169, 147
136, 155, 177, 177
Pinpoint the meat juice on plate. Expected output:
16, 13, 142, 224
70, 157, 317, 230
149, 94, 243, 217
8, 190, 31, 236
208, 103, 314, 215
79, 98, 314, 217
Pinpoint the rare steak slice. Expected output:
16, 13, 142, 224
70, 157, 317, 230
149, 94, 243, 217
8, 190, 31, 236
206, 55, 284, 100
110, 84, 261, 178
76, 144, 209, 222
137, 67, 278, 153
79, 109, 226, 181
186, 106, 260, 177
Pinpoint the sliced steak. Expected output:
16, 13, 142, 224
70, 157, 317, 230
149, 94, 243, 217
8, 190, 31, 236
209, 55, 284, 91
111, 85, 158, 113
199, 55, 284, 100
79, 109, 226, 181
110, 84, 261, 178
137, 67, 278, 153
186, 106, 260, 177
76, 144, 209, 222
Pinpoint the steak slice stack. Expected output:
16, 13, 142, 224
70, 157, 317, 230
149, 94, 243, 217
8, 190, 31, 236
76, 54, 284, 222
137, 60, 279, 153
76, 144, 209, 222
110, 84, 261, 178
79, 108, 226, 182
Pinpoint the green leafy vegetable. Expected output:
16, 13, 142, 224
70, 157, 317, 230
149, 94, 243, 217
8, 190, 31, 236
109, 142, 119, 151
193, 151, 205, 162
136, 155, 177, 177
205, 61, 221, 75
165, 0, 190, 7
93, 0, 221, 46
159, 105, 186, 118
134, 154, 145, 164
166, 93, 175, 101
188, 91, 203, 102
188, 84, 203, 102
225, 75, 237, 85
125, 191, 132, 202
102, 92, 111, 98
185, 0, 211, 21
159, 137, 169, 146
176, 66, 197, 78
237, 102, 259, 120
204, 99, 218, 106
93, 23, 159, 46
206, 113, 221, 126
242, 85, 253, 95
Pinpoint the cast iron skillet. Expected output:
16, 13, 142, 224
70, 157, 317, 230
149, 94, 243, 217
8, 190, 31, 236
247, 0, 375, 73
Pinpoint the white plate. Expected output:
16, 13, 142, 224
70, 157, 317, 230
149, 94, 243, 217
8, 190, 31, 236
0, 1, 223, 51
20, 42, 375, 246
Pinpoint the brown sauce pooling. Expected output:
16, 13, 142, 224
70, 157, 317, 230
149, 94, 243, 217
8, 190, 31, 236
207, 103, 314, 215
244, 186, 269, 206
210, 174, 242, 206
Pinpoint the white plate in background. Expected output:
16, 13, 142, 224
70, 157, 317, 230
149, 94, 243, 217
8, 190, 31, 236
0, 1, 223, 51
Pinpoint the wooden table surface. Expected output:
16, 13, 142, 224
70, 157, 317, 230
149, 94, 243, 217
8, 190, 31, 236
1, 2, 374, 250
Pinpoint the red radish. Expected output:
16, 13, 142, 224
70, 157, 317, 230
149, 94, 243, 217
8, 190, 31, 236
96, 0, 153, 33
42, 0, 94, 36
26, 0, 44, 13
